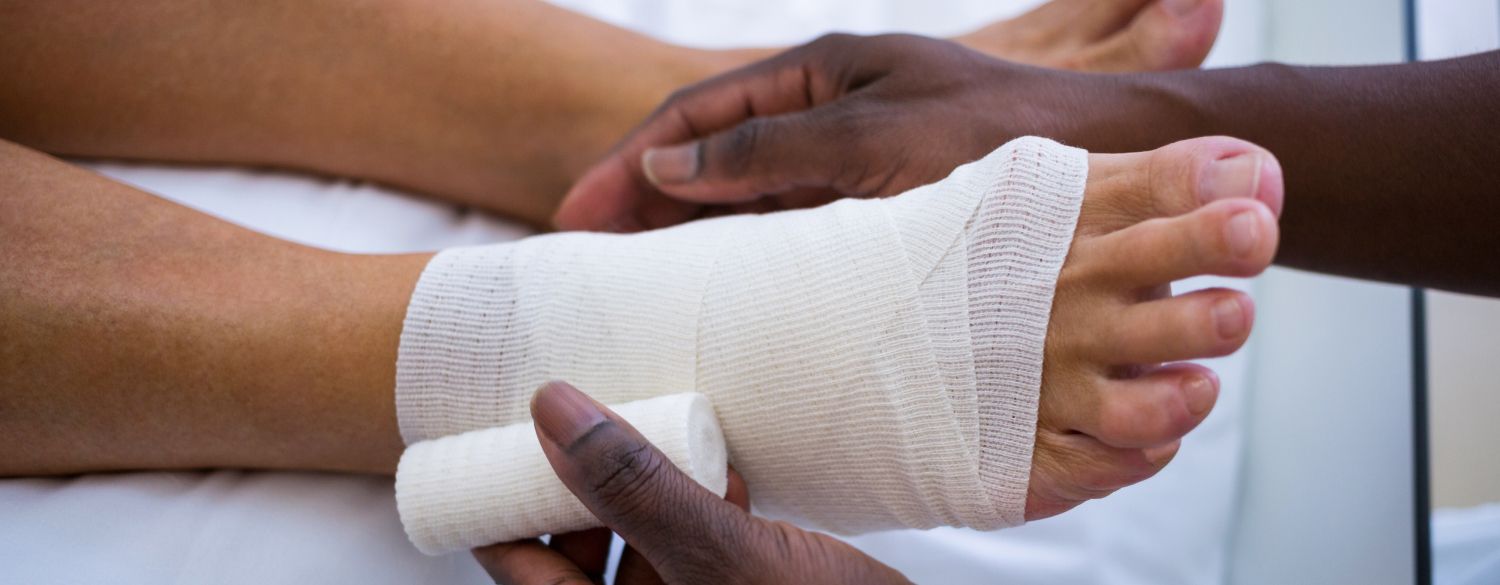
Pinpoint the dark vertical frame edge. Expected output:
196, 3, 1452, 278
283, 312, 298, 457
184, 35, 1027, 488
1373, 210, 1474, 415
1403, 3, 1432, 584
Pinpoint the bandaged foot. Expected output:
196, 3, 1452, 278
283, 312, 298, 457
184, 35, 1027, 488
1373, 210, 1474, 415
395, 136, 1282, 547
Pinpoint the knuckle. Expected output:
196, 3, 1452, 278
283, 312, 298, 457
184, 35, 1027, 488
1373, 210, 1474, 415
663, 87, 696, 111
1097, 397, 1153, 446
1147, 144, 1198, 217
655, 87, 701, 121
1101, 391, 1185, 449
1166, 396, 1200, 437
809, 32, 859, 50
662, 86, 691, 106
587, 438, 668, 513
654, 510, 761, 581
715, 120, 766, 178
1185, 214, 1228, 271
1148, 398, 1196, 443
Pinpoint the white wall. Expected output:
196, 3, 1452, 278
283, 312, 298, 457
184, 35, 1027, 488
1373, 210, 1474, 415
1428, 291, 1500, 508
1228, 2, 1418, 585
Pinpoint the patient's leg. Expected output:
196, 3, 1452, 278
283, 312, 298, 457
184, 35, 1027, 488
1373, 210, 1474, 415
0, 0, 1221, 226
0, 135, 1279, 527
0, 139, 424, 474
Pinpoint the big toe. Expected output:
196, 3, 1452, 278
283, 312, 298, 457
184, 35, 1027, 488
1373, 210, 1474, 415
1080, 136, 1283, 235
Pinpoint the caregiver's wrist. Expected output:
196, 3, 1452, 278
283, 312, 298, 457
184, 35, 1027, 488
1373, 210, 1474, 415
958, 60, 1191, 154
1049, 68, 1210, 153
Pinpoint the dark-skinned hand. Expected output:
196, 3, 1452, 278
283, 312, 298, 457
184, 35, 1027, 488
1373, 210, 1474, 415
555, 33, 1158, 232
472, 381, 910, 585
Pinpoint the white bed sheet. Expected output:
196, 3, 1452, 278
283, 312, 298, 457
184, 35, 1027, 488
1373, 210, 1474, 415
1434, 504, 1500, 585
0, 1, 1263, 583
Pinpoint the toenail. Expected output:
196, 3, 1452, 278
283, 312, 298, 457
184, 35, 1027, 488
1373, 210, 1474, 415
1226, 210, 1259, 257
1213, 298, 1246, 339
1199, 153, 1263, 203
1162, 0, 1202, 17
1182, 374, 1216, 416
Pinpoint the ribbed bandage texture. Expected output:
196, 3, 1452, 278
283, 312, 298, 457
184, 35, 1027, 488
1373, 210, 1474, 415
396, 136, 1087, 535
395, 393, 727, 555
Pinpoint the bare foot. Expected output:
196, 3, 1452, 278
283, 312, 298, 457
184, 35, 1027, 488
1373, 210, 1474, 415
707, 0, 1222, 75
957, 0, 1224, 72
1027, 136, 1282, 519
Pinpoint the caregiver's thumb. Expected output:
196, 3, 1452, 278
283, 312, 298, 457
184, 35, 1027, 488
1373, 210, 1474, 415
640, 109, 856, 205
530, 380, 913, 584
529, 381, 758, 568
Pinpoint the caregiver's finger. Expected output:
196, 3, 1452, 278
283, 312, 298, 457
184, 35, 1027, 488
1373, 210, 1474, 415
548, 527, 612, 582
639, 107, 865, 204
553, 46, 831, 232
529, 381, 763, 567
725, 467, 751, 510
472, 539, 595, 585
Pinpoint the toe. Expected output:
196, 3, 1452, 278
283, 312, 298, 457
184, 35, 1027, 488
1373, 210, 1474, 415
1026, 431, 1172, 520
1087, 364, 1219, 449
1073, 197, 1279, 285
1080, 136, 1283, 235
1090, 287, 1255, 364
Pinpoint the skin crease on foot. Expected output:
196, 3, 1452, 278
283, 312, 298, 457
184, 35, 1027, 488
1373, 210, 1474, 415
1027, 136, 1283, 519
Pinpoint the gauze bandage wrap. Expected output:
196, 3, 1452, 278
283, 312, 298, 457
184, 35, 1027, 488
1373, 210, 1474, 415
396, 136, 1087, 537
395, 393, 728, 555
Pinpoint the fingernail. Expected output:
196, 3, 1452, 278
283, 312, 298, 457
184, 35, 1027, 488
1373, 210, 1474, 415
642, 143, 701, 186
1199, 153, 1263, 203
1161, 0, 1201, 17
1182, 374, 1217, 416
532, 381, 607, 446
1213, 297, 1246, 339
1226, 210, 1259, 258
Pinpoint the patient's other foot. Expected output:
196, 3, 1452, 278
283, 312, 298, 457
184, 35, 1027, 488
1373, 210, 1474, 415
714, 0, 1221, 75
1027, 136, 1282, 519
956, 0, 1224, 71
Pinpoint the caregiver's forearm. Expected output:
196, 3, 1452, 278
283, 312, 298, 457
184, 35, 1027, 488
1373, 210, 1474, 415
0, 0, 722, 227
1106, 51, 1500, 296
0, 139, 420, 475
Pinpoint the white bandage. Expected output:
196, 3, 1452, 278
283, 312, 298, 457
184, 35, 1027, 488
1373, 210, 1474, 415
396, 136, 1087, 538
395, 392, 728, 555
